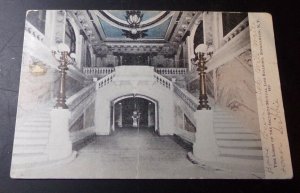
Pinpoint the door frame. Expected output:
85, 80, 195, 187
110, 94, 159, 132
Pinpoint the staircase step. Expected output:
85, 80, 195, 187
11, 153, 48, 164
213, 111, 235, 115
14, 138, 48, 145
16, 126, 49, 132
218, 145, 262, 150
215, 133, 260, 140
214, 126, 243, 130
14, 131, 49, 139
216, 137, 260, 141
27, 118, 50, 122
13, 145, 46, 154
31, 114, 50, 118
217, 140, 262, 147
213, 119, 240, 124
219, 153, 263, 160
23, 122, 51, 127
215, 131, 253, 135
214, 128, 256, 133
219, 148, 263, 157
213, 116, 237, 120
214, 122, 243, 127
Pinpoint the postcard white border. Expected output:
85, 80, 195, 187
249, 12, 293, 179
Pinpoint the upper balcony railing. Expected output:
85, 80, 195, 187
83, 67, 187, 79
83, 67, 115, 77
25, 20, 45, 43
155, 68, 187, 76
221, 17, 249, 46
96, 72, 116, 90
153, 73, 173, 90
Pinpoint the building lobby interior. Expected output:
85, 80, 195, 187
10, 10, 264, 179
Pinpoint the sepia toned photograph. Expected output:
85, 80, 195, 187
10, 10, 292, 179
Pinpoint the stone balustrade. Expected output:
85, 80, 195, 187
173, 84, 198, 112
66, 83, 96, 126
25, 21, 45, 42
96, 72, 116, 89
155, 68, 187, 75
153, 73, 172, 90
83, 67, 115, 77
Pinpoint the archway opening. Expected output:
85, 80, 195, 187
112, 95, 158, 133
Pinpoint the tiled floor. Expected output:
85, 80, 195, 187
15, 127, 261, 179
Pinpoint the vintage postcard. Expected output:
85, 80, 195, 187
10, 10, 292, 179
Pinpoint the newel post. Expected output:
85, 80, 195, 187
192, 109, 218, 163
48, 109, 73, 160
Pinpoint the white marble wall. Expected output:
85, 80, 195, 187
94, 66, 175, 135
214, 49, 260, 132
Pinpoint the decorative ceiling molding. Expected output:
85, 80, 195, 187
102, 11, 168, 26
169, 11, 202, 46
71, 10, 101, 49
68, 10, 203, 56
95, 11, 175, 31
165, 11, 181, 41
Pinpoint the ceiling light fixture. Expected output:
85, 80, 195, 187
122, 10, 148, 39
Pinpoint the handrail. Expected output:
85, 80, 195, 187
173, 84, 198, 112
66, 83, 96, 111
96, 72, 116, 89
153, 72, 173, 90
66, 83, 96, 127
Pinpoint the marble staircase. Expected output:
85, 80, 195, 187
176, 86, 264, 173
12, 105, 52, 167
213, 106, 264, 173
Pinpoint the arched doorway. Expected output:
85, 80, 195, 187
111, 94, 159, 133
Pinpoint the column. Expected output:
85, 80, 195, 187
118, 102, 123, 127
213, 69, 218, 103
120, 55, 123, 66
182, 40, 189, 68
76, 35, 84, 69
186, 35, 195, 71
148, 102, 154, 127
91, 52, 96, 67
174, 44, 182, 68
147, 55, 150, 66
212, 12, 223, 49
44, 10, 67, 47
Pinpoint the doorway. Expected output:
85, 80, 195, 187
111, 95, 158, 132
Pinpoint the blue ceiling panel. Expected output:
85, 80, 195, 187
144, 17, 171, 39
99, 18, 124, 38
99, 15, 172, 39
107, 11, 162, 21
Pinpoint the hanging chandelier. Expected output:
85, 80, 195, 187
125, 10, 143, 29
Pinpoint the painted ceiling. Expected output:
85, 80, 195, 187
71, 10, 202, 55
96, 11, 174, 40
99, 16, 172, 39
